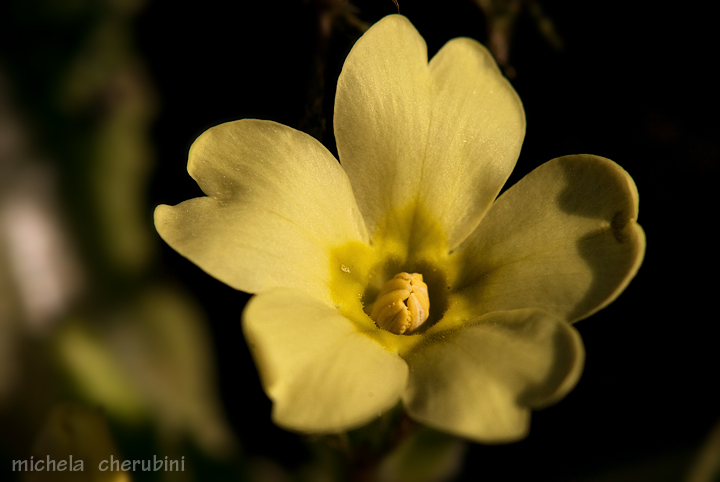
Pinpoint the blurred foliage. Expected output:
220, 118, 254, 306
0, 0, 238, 480
57, 286, 236, 456
25, 405, 130, 482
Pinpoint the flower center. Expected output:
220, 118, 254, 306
370, 272, 430, 335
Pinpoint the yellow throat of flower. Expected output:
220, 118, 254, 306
328, 202, 462, 352
370, 272, 430, 335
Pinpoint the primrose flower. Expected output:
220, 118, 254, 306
155, 15, 645, 442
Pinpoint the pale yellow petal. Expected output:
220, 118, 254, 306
155, 119, 367, 303
243, 288, 408, 433
451, 155, 645, 323
334, 15, 432, 236
335, 16, 524, 250
402, 309, 584, 443
423, 37, 525, 249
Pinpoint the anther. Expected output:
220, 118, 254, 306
370, 272, 430, 335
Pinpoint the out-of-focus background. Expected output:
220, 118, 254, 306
1, 0, 718, 480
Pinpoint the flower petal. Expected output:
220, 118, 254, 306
334, 15, 431, 238
155, 119, 367, 303
243, 288, 408, 433
423, 37, 525, 249
451, 154, 645, 323
335, 16, 524, 249
402, 309, 584, 443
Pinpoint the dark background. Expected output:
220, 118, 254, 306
3, 0, 718, 480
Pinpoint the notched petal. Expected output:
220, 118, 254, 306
402, 309, 584, 443
154, 119, 368, 301
243, 289, 408, 433
451, 154, 645, 323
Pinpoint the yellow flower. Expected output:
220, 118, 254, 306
155, 15, 645, 443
